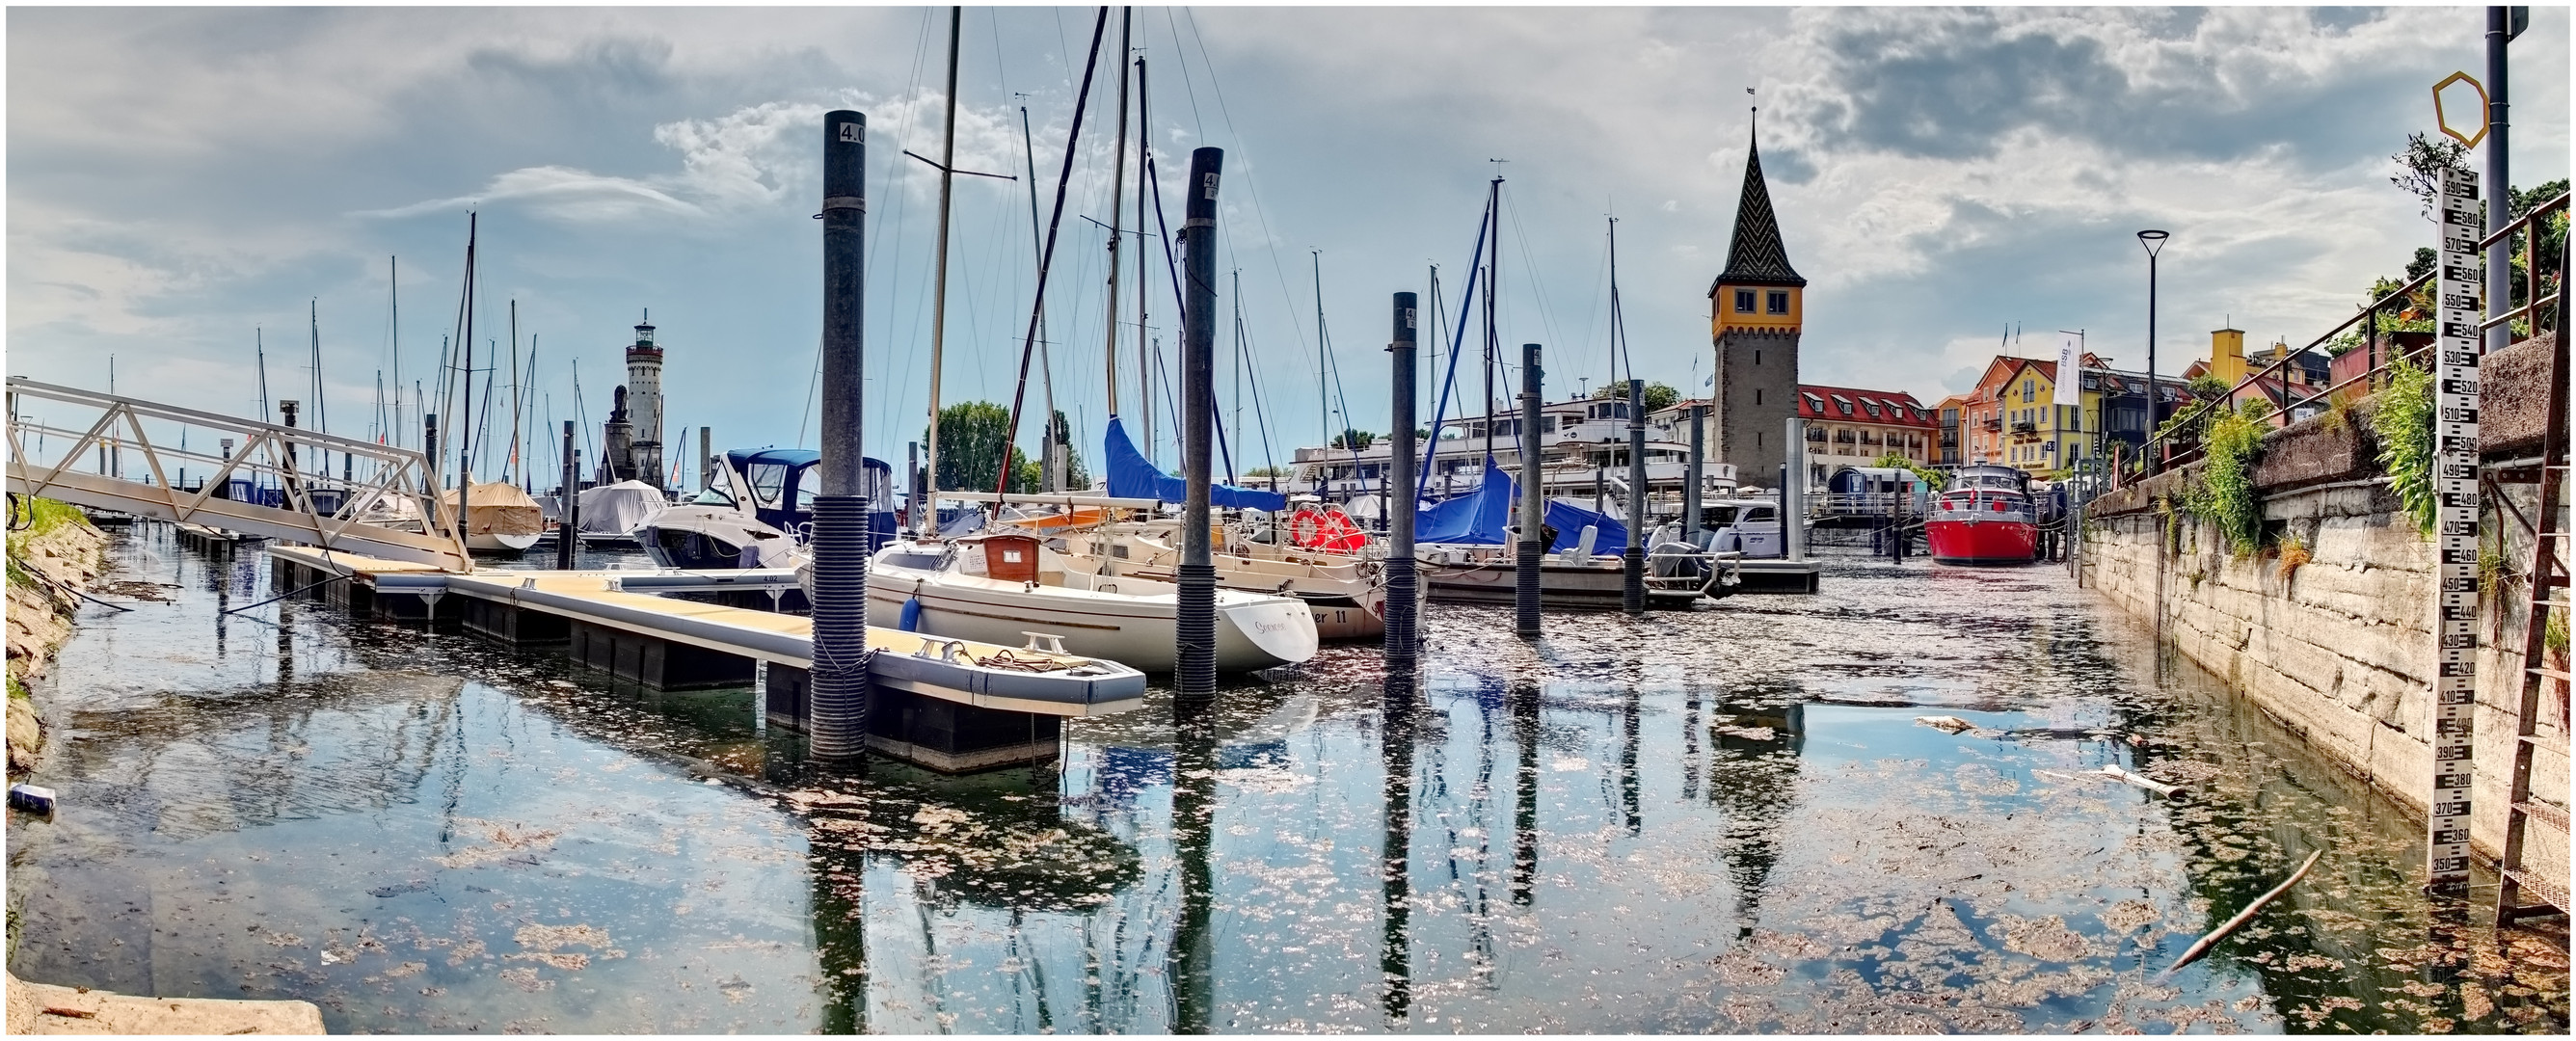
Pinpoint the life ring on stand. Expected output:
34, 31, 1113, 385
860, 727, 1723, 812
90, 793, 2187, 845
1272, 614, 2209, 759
1288, 510, 1327, 547
1316, 509, 1367, 552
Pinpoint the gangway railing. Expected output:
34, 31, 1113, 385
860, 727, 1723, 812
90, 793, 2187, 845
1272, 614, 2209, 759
6, 377, 471, 572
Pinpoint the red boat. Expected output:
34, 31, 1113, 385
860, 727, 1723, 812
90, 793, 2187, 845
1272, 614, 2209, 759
1925, 465, 2039, 566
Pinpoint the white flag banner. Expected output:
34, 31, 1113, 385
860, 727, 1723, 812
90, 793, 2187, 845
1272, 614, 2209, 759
2053, 337, 2082, 408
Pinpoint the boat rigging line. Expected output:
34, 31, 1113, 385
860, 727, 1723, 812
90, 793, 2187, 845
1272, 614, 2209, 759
995, 5, 1113, 498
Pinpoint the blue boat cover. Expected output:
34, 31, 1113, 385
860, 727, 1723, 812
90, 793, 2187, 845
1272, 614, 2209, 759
1412, 462, 1626, 554
1104, 416, 1288, 512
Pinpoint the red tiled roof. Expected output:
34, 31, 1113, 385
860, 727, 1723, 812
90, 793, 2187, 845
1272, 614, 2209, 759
1795, 384, 1936, 427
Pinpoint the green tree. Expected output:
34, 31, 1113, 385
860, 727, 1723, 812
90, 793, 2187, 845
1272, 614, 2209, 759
1041, 410, 1090, 490
1330, 428, 1375, 450
1870, 452, 1943, 486
1590, 381, 1680, 414
2390, 131, 2472, 222
926, 401, 1041, 494
1246, 465, 1292, 478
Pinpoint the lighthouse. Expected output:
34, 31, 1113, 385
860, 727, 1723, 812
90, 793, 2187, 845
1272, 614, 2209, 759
626, 314, 665, 490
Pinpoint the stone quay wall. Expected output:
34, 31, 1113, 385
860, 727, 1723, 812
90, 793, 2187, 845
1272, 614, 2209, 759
2080, 334, 2567, 888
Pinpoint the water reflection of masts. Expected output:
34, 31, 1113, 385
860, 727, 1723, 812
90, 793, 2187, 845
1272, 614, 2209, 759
1621, 685, 1642, 836
1381, 681, 1416, 1023
1168, 707, 1218, 1032
1682, 681, 1703, 800
1464, 685, 1499, 983
1511, 680, 1540, 907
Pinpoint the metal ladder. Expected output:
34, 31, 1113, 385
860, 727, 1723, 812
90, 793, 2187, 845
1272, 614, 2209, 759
2495, 323, 2571, 926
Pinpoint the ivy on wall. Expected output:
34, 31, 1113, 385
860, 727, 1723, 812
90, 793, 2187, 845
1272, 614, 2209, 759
2187, 402, 2270, 556
2370, 356, 2438, 536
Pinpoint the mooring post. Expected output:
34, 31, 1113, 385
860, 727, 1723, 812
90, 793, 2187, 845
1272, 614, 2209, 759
1384, 291, 1421, 676
1683, 404, 1704, 547
1175, 146, 1225, 702
556, 420, 578, 571
1623, 378, 1646, 615
1515, 343, 1544, 639
1784, 416, 1807, 562
421, 414, 439, 496
809, 108, 872, 761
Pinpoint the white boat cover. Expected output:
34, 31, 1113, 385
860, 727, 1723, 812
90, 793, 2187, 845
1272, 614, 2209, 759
577, 480, 666, 534
443, 481, 547, 537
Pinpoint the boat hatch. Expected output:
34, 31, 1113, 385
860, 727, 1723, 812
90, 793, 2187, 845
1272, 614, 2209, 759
983, 534, 1042, 583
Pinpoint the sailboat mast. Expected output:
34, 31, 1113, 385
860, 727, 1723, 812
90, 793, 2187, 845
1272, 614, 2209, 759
503, 302, 521, 485
1019, 101, 1059, 493
458, 213, 478, 529
309, 300, 327, 478
1104, 7, 1131, 419
921, 4, 962, 534
1314, 250, 1328, 489
1482, 177, 1500, 463
1136, 52, 1152, 465
389, 255, 403, 451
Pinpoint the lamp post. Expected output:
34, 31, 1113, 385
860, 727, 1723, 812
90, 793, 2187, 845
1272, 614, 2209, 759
2136, 229, 2169, 474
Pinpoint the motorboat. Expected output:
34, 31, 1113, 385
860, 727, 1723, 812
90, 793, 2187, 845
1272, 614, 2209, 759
1924, 464, 2039, 565
637, 448, 895, 570
866, 533, 1319, 674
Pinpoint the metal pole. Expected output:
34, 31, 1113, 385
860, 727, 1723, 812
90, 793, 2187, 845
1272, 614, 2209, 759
1684, 404, 1704, 546
2485, 6, 2512, 359
2137, 229, 2168, 475
1623, 378, 1646, 615
700, 426, 712, 491
1175, 147, 1225, 702
1515, 342, 1543, 638
810, 108, 871, 761
556, 420, 577, 571
1385, 291, 1421, 675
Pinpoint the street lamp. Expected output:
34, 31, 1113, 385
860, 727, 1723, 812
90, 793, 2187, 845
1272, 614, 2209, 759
2136, 229, 2169, 474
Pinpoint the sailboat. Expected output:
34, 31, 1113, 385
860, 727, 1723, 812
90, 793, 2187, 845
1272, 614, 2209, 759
868, 9, 1317, 673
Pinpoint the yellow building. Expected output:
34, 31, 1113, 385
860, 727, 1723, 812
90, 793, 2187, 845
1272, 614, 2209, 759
1965, 354, 2131, 477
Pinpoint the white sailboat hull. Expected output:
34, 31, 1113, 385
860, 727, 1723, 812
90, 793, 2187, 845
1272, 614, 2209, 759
869, 546, 1317, 674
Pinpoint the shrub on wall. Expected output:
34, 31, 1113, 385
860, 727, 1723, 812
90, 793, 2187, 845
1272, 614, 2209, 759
2371, 354, 2438, 536
2188, 403, 2268, 556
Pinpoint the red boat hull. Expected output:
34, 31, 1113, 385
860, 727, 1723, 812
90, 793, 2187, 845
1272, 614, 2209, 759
1925, 518, 2038, 566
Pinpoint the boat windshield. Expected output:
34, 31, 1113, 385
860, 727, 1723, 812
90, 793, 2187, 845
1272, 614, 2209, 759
691, 488, 736, 507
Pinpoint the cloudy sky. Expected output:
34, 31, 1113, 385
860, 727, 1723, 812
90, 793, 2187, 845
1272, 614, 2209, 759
8, 4, 2567, 480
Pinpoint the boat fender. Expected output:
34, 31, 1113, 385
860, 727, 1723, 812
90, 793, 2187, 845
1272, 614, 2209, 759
899, 596, 924, 631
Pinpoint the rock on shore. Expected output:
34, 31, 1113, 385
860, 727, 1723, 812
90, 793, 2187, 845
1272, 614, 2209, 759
7, 506, 106, 776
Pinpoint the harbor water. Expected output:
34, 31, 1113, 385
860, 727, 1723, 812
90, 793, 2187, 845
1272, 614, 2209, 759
6, 523, 2568, 1032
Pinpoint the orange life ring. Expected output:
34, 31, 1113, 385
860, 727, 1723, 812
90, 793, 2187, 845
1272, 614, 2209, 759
1287, 510, 1327, 547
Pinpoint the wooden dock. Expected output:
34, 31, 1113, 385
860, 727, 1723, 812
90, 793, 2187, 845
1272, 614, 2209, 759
265, 547, 1147, 772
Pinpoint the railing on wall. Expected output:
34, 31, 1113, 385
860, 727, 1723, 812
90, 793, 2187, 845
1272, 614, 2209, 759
2121, 190, 2566, 485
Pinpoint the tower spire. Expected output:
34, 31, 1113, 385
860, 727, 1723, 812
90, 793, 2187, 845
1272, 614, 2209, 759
1713, 110, 1804, 291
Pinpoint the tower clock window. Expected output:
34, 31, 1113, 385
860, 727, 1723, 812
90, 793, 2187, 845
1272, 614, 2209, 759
1766, 291, 1789, 314
1734, 289, 1756, 313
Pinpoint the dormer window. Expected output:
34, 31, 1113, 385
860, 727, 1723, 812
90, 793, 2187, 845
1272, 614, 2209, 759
1734, 289, 1756, 313
1801, 393, 1822, 413
1830, 394, 1852, 414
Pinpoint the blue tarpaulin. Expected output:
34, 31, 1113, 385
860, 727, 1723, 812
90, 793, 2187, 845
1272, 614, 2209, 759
1412, 462, 1627, 554
1104, 416, 1288, 512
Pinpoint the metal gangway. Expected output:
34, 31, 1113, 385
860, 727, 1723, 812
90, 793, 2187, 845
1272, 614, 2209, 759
6, 377, 472, 572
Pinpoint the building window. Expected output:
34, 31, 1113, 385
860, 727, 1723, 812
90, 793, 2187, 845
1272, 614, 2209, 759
1766, 290, 1790, 314
1754, 388, 1761, 405
1735, 289, 1756, 313
1754, 350, 1761, 365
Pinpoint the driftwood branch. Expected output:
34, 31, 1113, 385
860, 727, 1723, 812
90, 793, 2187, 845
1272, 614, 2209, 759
2159, 847, 2325, 978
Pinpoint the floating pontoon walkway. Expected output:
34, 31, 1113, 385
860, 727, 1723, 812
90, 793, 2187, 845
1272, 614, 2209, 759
266, 546, 1147, 772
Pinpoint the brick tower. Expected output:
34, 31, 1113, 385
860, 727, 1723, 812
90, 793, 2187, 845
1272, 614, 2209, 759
1706, 116, 1806, 492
